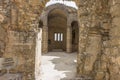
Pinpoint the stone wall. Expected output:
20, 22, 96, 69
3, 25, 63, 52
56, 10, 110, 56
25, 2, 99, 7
77, 0, 96, 78
0, 0, 11, 58
108, 0, 120, 79
1, 0, 120, 80
0, 0, 47, 80
3, 31, 36, 80
0, 26, 6, 57
76, 0, 120, 80
0, 0, 47, 79
76, 0, 110, 79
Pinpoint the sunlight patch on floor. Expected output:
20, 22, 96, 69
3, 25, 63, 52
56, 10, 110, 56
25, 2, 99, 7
40, 52, 76, 80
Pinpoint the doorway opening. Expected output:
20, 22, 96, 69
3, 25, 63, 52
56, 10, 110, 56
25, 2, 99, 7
71, 21, 79, 52
41, 3, 78, 53
48, 8, 67, 52
38, 1, 78, 80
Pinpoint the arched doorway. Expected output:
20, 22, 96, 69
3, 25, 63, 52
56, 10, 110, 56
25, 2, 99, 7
40, 3, 78, 80
48, 8, 67, 52
71, 21, 79, 52
41, 3, 78, 53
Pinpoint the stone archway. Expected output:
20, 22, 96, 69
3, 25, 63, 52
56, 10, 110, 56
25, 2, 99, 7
71, 21, 79, 52
48, 8, 67, 52
40, 3, 78, 53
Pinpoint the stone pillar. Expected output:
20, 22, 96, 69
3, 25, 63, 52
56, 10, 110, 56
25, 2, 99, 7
35, 28, 42, 80
42, 25, 48, 53
66, 25, 72, 53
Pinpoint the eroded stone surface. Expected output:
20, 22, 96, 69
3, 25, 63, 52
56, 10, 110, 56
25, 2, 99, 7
0, 0, 120, 80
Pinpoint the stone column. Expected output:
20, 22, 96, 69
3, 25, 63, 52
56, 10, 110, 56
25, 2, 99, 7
66, 25, 72, 53
42, 25, 48, 53
35, 28, 42, 80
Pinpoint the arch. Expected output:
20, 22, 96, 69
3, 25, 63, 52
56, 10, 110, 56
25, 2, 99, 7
40, 3, 77, 22
47, 6, 67, 52
45, 3, 76, 17
71, 21, 79, 52
40, 3, 78, 27
40, 3, 78, 53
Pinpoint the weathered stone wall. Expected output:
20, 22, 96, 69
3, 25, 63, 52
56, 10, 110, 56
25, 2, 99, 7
77, 0, 96, 78
0, 0, 11, 58
108, 0, 120, 79
0, 26, 6, 57
1, 0, 120, 80
76, 0, 111, 79
0, 0, 47, 79
4, 31, 36, 80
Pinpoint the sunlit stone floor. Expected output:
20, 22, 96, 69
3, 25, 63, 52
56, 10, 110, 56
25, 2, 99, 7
40, 52, 77, 80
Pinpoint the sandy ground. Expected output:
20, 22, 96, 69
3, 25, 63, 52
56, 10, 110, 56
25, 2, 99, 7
40, 52, 77, 80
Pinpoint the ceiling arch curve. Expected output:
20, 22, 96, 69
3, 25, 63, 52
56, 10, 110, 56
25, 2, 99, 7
45, 3, 77, 17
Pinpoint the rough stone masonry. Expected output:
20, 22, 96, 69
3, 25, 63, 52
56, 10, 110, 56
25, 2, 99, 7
0, 0, 120, 80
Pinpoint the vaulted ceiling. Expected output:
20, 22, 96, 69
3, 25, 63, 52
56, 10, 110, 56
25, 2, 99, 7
48, 8, 67, 29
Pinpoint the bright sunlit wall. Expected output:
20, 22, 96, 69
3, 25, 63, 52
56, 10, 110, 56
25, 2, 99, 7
46, 0, 78, 9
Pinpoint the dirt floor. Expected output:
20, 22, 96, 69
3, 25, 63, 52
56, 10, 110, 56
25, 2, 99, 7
40, 52, 77, 80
